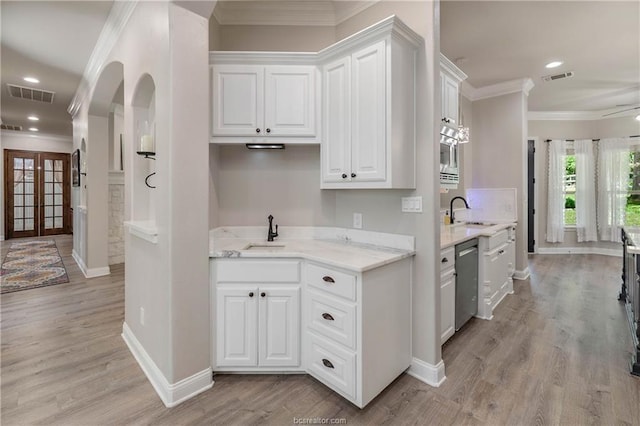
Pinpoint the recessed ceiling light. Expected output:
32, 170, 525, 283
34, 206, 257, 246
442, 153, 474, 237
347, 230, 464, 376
635, 114, 640, 121
28, 127, 39, 132
545, 61, 563, 69
27, 116, 39, 121
23, 76, 40, 84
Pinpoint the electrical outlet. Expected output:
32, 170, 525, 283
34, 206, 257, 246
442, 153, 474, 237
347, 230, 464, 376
353, 213, 363, 229
140, 307, 145, 326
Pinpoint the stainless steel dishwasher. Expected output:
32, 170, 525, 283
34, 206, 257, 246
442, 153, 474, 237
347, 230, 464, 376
455, 238, 478, 330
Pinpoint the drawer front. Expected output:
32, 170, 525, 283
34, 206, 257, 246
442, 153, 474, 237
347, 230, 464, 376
486, 229, 508, 251
440, 247, 455, 274
307, 264, 356, 301
308, 333, 356, 400
308, 290, 356, 349
216, 260, 300, 283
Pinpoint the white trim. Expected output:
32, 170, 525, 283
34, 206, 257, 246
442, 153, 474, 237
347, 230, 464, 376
537, 247, 622, 257
0, 129, 72, 143
124, 221, 158, 244
406, 358, 446, 387
440, 53, 467, 83
528, 108, 640, 121
461, 78, 535, 102
68, 1, 138, 117
121, 323, 214, 407
514, 268, 530, 281
209, 51, 318, 66
72, 249, 111, 278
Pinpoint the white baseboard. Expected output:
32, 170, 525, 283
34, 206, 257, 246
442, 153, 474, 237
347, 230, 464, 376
72, 249, 111, 278
406, 358, 446, 387
121, 323, 213, 408
537, 247, 622, 257
514, 268, 530, 280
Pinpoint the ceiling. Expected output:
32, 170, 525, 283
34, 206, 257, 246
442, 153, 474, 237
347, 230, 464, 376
1, 1, 638, 139
0, 1, 113, 137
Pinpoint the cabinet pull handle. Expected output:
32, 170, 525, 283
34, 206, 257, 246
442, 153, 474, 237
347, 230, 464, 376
322, 313, 335, 321
322, 358, 334, 369
260, 292, 266, 298
322, 276, 335, 283
266, 128, 271, 133
351, 173, 356, 178
442, 257, 448, 263
342, 173, 347, 179
249, 292, 254, 297
256, 128, 261, 133
498, 249, 504, 255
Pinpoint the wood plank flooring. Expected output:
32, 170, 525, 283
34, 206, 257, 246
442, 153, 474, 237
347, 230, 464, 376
2, 236, 639, 425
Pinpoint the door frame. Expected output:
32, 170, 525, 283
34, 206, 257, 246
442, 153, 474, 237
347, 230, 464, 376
4, 149, 72, 239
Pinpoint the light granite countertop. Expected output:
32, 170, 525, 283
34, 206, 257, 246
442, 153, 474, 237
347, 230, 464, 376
440, 222, 516, 249
209, 227, 415, 273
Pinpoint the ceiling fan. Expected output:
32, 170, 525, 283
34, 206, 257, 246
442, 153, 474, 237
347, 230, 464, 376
602, 104, 640, 117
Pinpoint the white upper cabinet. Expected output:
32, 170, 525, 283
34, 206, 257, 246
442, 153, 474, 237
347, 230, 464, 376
440, 54, 468, 126
210, 55, 318, 144
320, 17, 421, 189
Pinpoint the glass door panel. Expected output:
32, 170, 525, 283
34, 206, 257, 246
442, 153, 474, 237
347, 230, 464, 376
39, 152, 69, 236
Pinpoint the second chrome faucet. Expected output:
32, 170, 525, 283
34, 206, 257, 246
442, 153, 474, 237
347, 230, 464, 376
267, 214, 279, 241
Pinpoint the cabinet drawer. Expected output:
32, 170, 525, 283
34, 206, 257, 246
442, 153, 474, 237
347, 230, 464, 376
485, 229, 508, 251
216, 260, 300, 283
308, 333, 356, 400
307, 264, 356, 301
308, 290, 356, 349
440, 247, 455, 274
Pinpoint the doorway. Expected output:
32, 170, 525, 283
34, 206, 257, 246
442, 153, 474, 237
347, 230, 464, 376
527, 139, 535, 253
4, 149, 71, 239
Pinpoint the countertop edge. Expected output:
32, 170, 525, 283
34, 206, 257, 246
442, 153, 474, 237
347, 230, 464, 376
440, 222, 516, 250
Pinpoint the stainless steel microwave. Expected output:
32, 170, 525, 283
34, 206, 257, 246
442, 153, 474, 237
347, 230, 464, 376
440, 122, 459, 185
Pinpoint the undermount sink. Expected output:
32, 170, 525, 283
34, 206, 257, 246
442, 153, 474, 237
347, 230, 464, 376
242, 243, 287, 251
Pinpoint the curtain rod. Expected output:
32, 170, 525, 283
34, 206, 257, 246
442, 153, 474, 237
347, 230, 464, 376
544, 135, 640, 142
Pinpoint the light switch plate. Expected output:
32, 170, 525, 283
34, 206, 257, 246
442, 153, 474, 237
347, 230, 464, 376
353, 213, 362, 229
401, 196, 423, 213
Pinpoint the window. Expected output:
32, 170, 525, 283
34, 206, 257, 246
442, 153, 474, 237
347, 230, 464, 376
564, 153, 576, 226
626, 149, 640, 226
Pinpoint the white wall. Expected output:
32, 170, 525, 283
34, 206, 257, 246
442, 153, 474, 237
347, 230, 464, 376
0, 131, 72, 240
471, 91, 528, 273
71, 1, 213, 393
529, 115, 640, 252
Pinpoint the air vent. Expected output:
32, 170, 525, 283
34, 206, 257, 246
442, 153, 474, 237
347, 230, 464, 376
1, 124, 23, 131
6, 84, 55, 103
542, 71, 574, 82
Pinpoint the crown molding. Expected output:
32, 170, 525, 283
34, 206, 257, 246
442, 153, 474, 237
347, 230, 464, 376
440, 54, 467, 83
210, 51, 318, 65
1, 129, 72, 143
460, 78, 535, 102
67, 1, 138, 118
528, 108, 640, 121
212, 0, 378, 27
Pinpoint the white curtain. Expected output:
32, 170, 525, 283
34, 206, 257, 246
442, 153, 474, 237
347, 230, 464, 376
547, 139, 566, 243
574, 139, 598, 241
597, 138, 631, 242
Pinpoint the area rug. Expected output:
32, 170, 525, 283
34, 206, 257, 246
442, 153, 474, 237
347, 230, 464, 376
1, 240, 69, 294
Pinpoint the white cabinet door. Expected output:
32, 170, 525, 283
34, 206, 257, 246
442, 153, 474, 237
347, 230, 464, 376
440, 269, 456, 344
216, 285, 258, 367
265, 66, 316, 136
258, 286, 301, 367
322, 56, 352, 183
212, 65, 264, 136
351, 40, 386, 182
442, 74, 459, 125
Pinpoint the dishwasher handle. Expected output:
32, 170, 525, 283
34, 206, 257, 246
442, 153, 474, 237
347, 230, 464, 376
458, 247, 478, 258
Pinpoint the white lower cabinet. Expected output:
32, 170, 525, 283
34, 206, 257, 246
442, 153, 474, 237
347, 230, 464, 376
214, 260, 301, 370
439, 247, 456, 344
477, 226, 516, 319
211, 256, 412, 408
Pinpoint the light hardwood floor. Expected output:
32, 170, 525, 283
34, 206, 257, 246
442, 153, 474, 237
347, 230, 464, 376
2, 235, 639, 425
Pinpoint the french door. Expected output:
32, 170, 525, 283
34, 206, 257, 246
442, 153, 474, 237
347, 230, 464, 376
4, 149, 70, 239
